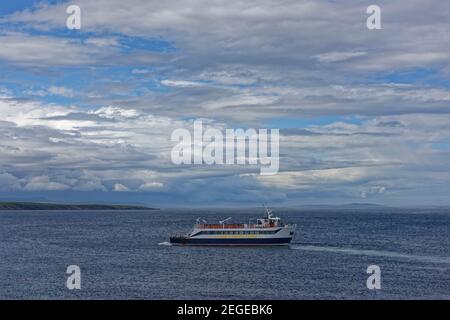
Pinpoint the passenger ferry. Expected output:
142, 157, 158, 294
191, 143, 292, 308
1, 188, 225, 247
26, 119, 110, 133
170, 207, 296, 246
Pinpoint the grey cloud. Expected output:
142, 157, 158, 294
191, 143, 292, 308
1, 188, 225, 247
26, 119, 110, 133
1, 1, 450, 205
1, 92, 449, 205
3, 1, 450, 122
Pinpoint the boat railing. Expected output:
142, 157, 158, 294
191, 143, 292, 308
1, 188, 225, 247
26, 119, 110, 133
195, 223, 278, 229
171, 233, 189, 238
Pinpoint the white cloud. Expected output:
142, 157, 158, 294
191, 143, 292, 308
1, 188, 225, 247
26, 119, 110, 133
113, 183, 129, 192
1, 1, 450, 205
0, 172, 21, 191
203, 94, 279, 110
313, 51, 367, 63
24, 176, 69, 191
48, 86, 74, 97
360, 186, 386, 199
160, 80, 205, 88
1, 91, 450, 204
0, 32, 116, 66
139, 182, 164, 190
91, 106, 141, 119
23, 89, 48, 97
84, 37, 120, 47
254, 167, 372, 189
132, 69, 151, 74
6, 0, 449, 73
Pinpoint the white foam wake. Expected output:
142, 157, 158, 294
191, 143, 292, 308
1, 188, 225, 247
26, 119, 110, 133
290, 245, 450, 264
158, 241, 172, 246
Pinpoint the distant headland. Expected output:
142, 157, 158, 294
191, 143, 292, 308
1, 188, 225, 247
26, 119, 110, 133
0, 202, 157, 210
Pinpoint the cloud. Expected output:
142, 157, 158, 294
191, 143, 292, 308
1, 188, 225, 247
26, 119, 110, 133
313, 51, 368, 63
47, 86, 74, 97
0, 172, 21, 191
0, 32, 114, 66
2, 87, 450, 204
84, 37, 120, 47
132, 69, 151, 74
5, 0, 450, 72
91, 106, 141, 120
360, 186, 386, 198
113, 183, 129, 192
1, 90, 450, 205
160, 79, 205, 88
139, 182, 164, 190
1, 1, 450, 205
254, 167, 373, 189
202, 94, 279, 110
24, 176, 69, 191
2, 1, 450, 122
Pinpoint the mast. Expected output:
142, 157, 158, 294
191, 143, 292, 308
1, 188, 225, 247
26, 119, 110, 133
263, 203, 272, 219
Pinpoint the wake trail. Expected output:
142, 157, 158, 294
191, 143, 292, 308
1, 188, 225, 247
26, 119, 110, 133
290, 244, 450, 264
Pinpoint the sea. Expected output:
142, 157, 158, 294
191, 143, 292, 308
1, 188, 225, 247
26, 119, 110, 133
0, 208, 449, 299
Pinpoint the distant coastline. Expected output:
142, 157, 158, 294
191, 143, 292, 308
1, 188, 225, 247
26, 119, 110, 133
0, 202, 157, 210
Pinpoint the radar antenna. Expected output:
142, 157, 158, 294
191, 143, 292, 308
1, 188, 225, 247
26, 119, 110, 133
219, 217, 232, 224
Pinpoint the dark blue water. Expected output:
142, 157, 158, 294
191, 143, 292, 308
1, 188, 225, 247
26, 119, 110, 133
0, 208, 449, 299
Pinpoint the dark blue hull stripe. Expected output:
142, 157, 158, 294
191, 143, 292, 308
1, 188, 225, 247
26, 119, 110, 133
170, 237, 292, 245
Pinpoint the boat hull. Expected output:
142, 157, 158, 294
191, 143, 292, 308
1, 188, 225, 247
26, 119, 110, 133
169, 236, 293, 246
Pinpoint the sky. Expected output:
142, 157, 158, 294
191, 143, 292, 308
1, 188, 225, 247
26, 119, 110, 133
0, 0, 450, 207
